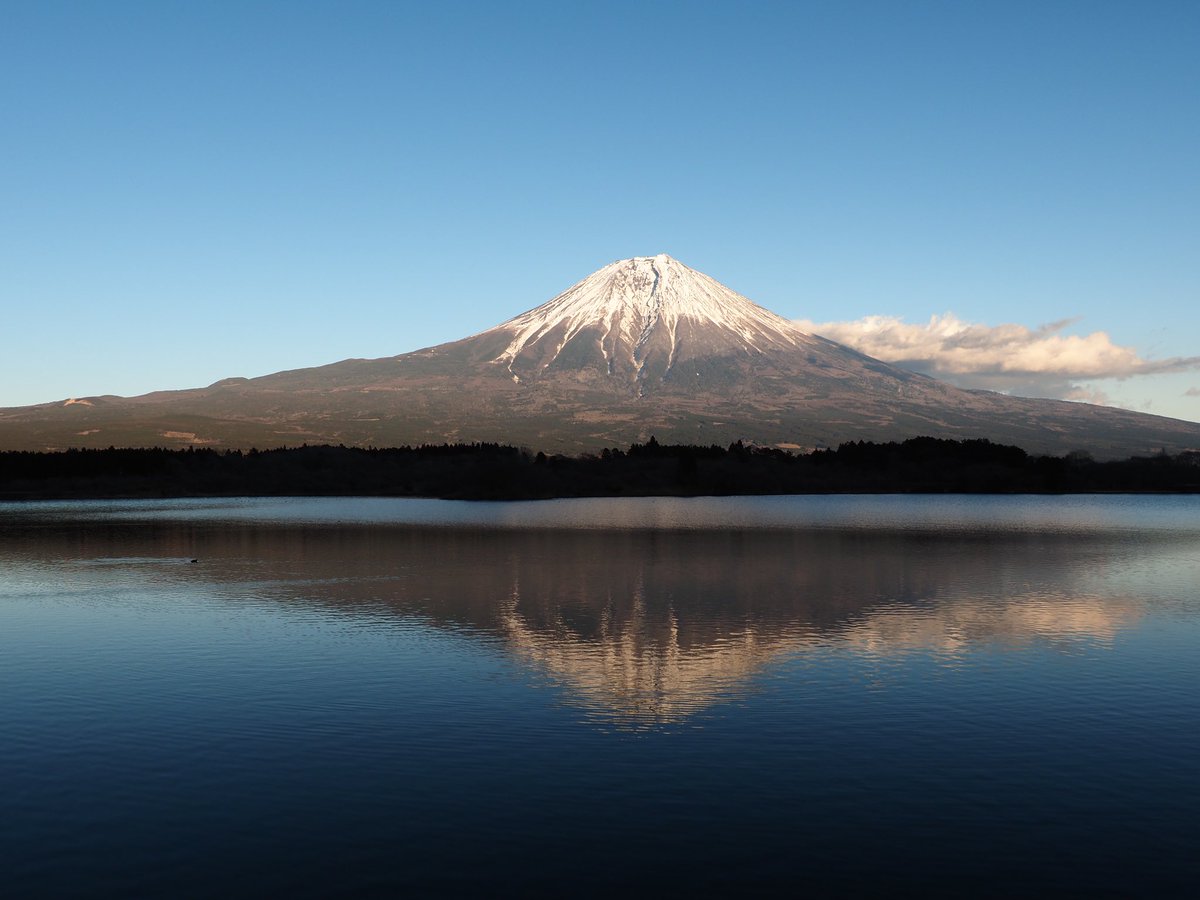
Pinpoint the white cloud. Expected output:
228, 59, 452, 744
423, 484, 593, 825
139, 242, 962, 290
795, 313, 1200, 401
1186, 387, 1200, 398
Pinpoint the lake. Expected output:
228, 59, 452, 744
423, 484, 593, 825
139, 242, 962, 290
2, 495, 1198, 897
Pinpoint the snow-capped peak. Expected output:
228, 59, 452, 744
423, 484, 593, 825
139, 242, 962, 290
487, 255, 807, 382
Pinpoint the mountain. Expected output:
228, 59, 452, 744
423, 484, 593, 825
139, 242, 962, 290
3, 253, 1199, 457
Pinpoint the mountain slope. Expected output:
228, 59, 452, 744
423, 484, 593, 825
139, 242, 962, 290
2, 254, 1199, 457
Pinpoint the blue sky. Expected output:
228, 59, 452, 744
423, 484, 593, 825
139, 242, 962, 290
3, 0, 1198, 420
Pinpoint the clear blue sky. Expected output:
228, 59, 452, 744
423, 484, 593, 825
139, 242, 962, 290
3, 0, 1198, 419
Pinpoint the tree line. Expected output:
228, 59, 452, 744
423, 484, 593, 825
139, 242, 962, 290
1, 437, 1198, 500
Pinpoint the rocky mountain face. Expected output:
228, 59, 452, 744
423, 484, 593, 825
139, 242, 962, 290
3, 254, 1200, 457
490, 254, 809, 389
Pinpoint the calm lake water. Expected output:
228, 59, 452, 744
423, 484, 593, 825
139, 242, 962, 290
2, 495, 1198, 897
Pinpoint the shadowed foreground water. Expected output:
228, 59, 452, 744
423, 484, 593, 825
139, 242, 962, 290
1, 496, 1199, 897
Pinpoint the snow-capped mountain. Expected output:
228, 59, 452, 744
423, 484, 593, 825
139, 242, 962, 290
487, 254, 805, 388
2, 254, 1199, 457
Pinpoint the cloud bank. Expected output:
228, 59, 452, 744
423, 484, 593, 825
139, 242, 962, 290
794, 313, 1200, 402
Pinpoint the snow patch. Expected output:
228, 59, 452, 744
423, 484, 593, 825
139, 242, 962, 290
485, 254, 807, 376
161, 431, 218, 445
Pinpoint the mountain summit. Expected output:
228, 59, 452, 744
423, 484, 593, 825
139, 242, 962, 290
2, 255, 1199, 457
486, 254, 805, 389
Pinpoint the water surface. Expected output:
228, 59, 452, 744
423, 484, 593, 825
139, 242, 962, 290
2, 496, 1198, 896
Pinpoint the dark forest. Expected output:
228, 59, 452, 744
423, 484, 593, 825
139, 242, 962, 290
2, 437, 1198, 500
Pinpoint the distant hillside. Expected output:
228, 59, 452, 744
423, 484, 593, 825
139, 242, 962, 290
2, 255, 1199, 458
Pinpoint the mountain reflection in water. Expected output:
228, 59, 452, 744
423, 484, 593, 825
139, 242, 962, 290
8, 519, 1152, 725
4, 497, 1199, 897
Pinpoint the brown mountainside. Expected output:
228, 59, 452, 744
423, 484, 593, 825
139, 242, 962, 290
3, 254, 1199, 458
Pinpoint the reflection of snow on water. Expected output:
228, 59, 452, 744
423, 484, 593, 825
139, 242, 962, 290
2, 494, 1199, 895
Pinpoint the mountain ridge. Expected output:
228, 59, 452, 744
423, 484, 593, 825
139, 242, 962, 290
2, 254, 1199, 458
481, 253, 809, 389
